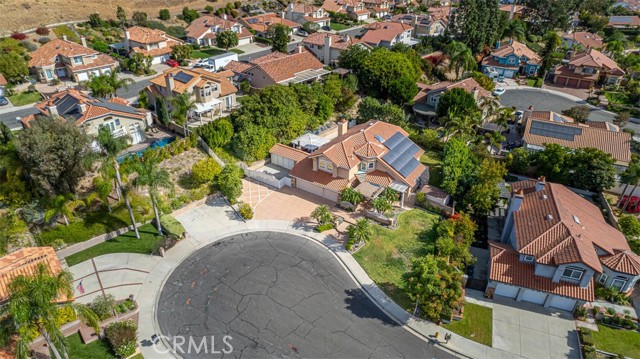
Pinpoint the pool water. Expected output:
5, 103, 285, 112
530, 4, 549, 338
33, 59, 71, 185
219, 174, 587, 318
117, 136, 176, 163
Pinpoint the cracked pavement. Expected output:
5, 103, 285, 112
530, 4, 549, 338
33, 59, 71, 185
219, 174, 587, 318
157, 231, 456, 358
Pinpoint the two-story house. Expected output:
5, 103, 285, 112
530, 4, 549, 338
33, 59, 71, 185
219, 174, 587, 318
284, 3, 331, 28
392, 13, 446, 37
224, 48, 329, 89
288, 120, 428, 205
481, 40, 541, 79
561, 32, 604, 50
124, 26, 183, 65
147, 67, 238, 121
553, 49, 624, 89
302, 33, 369, 65
185, 15, 254, 47
20, 89, 151, 144
412, 77, 491, 118
322, 0, 370, 21
239, 13, 300, 38
361, 21, 416, 48
488, 178, 640, 311
363, 0, 391, 18
29, 37, 118, 83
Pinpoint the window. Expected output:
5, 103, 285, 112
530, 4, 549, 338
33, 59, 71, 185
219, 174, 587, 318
368, 162, 375, 169
45, 69, 53, 79
611, 276, 628, 291
523, 255, 534, 263
582, 67, 595, 74
562, 266, 585, 281
319, 158, 333, 172
359, 162, 367, 172
598, 273, 608, 284
73, 56, 83, 64
200, 86, 212, 97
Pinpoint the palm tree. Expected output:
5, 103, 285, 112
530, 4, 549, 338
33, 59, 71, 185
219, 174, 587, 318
169, 93, 196, 136
503, 20, 527, 42
3, 263, 99, 359
90, 176, 114, 211
347, 219, 372, 245
485, 131, 506, 155
133, 158, 173, 234
85, 75, 113, 99
479, 96, 501, 119
105, 70, 134, 98
44, 194, 84, 226
311, 205, 333, 225
442, 109, 482, 139
444, 41, 477, 80
495, 107, 515, 128
97, 126, 140, 238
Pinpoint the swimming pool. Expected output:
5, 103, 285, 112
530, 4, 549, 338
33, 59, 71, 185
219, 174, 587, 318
117, 136, 176, 163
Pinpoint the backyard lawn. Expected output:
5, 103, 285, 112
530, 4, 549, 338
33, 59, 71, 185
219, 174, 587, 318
330, 23, 351, 31
191, 47, 227, 59
53, 25, 79, 43
592, 324, 640, 358
229, 48, 245, 54
67, 333, 115, 359
8, 91, 41, 106
443, 302, 493, 346
65, 223, 165, 266
419, 150, 443, 187
353, 209, 441, 310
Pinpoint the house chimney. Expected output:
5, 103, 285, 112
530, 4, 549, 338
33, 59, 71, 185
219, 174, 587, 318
495, 40, 500, 49
297, 44, 304, 53
80, 36, 87, 47
509, 3, 516, 20
323, 34, 332, 65
165, 73, 175, 94
77, 99, 87, 114
222, 14, 227, 20
338, 118, 348, 137
471, 87, 479, 100
500, 189, 524, 244
46, 101, 58, 117
535, 176, 546, 192
411, 14, 417, 27
62, 35, 68, 41
523, 105, 534, 124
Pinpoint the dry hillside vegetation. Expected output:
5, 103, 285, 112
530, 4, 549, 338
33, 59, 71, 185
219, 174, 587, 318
0, 0, 240, 33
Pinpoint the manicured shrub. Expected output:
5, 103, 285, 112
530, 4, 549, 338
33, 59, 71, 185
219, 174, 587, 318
607, 307, 616, 316
160, 214, 186, 238
105, 320, 138, 358
316, 223, 334, 232
11, 33, 27, 40
36, 27, 50, 35
191, 158, 222, 184
56, 305, 78, 326
238, 203, 253, 220
579, 328, 594, 346
89, 294, 116, 320
38, 37, 51, 44
159, 9, 171, 20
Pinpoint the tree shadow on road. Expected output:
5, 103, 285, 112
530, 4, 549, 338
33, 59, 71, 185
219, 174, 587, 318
343, 288, 399, 326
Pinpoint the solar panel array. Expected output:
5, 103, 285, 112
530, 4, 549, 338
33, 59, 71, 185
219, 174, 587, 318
174, 71, 194, 84
97, 101, 140, 115
374, 134, 385, 143
382, 132, 421, 178
610, 16, 633, 23
530, 120, 583, 142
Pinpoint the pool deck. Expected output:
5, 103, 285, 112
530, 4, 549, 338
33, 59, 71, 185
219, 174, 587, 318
121, 129, 174, 155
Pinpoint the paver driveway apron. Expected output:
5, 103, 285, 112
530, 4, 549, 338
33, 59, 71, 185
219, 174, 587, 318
155, 231, 456, 359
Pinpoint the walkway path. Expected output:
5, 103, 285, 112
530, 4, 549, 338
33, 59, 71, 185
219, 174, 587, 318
67, 198, 573, 359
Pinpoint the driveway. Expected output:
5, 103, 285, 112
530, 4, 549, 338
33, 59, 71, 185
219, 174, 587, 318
499, 88, 640, 133
157, 231, 456, 358
491, 295, 581, 359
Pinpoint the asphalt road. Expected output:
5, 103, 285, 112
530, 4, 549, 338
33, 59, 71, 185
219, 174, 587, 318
500, 88, 640, 133
116, 78, 151, 100
157, 232, 455, 359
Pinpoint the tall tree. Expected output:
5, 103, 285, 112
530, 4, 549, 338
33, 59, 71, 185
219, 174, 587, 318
502, 19, 527, 42
270, 24, 291, 53
169, 93, 196, 136
97, 127, 140, 239
15, 118, 91, 195
444, 41, 477, 80
538, 31, 562, 79
337, 45, 370, 73
441, 137, 476, 198
133, 159, 173, 234
523, 0, 582, 34
358, 48, 421, 105
116, 6, 127, 25
569, 147, 616, 192
402, 255, 463, 320
436, 87, 479, 119
5, 264, 99, 359
216, 30, 239, 51
464, 158, 507, 214
448, 0, 503, 53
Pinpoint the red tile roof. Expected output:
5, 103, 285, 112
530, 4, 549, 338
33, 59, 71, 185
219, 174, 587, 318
562, 32, 604, 49
568, 49, 624, 75
413, 78, 491, 103
240, 13, 299, 33
489, 242, 595, 301
290, 157, 353, 192
240, 50, 324, 83
302, 32, 364, 50
511, 181, 630, 273
149, 67, 238, 96
269, 144, 308, 162
126, 26, 168, 44
186, 16, 253, 40
361, 21, 413, 45
490, 40, 541, 64
601, 250, 640, 275
0, 74, 6, 86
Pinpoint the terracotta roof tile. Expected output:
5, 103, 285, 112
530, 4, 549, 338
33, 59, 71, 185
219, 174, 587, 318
363, 170, 394, 187
269, 143, 308, 162
568, 49, 624, 75
499, 4, 526, 14
562, 32, 604, 49
414, 78, 491, 103
29, 38, 102, 67
126, 26, 168, 44
239, 13, 299, 33
150, 67, 238, 96
289, 157, 353, 192
523, 116, 631, 164
361, 21, 413, 45
303, 32, 365, 50
601, 250, 640, 275
489, 242, 595, 301
186, 16, 254, 40
490, 40, 541, 64
242, 50, 324, 83
224, 60, 253, 74
0, 74, 6, 86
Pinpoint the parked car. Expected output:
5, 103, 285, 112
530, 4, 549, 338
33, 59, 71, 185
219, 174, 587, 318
297, 29, 309, 37
382, 14, 392, 20
166, 59, 180, 67
0, 97, 8, 106
321, 26, 331, 31
194, 59, 208, 68
497, 75, 505, 83
493, 88, 506, 96
514, 110, 524, 123
201, 64, 216, 72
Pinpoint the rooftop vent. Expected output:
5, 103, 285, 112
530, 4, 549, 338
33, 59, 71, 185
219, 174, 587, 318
573, 215, 581, 224
541, 194, 548, 200
545, 214, 553, 221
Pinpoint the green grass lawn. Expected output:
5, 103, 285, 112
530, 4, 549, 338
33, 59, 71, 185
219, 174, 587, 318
53, 25, 79, 43
524, 40, 542, 53
65, 223, 165, 266
353, 209, 441, 310
191, 47, 227, 59
67, 332, 115, 359
7, 91, 41, 106
229, 48, 245, 54
419, 150, 443, 187
592, 324, 640, 358
443, 302, 493, 346
330, 23, 351, 31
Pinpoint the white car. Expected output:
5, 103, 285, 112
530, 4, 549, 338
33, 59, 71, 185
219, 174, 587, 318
493, 88, 506, 96
297, 29, 309, 37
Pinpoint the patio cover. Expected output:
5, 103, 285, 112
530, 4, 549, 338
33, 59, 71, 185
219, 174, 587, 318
281, 68, 332, 85
389, 181, 409, 193
193, 98, 221, 114
354, 182, 385, 199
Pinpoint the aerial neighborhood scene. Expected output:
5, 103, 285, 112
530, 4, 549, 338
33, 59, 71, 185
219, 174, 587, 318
4, 0, 640, 358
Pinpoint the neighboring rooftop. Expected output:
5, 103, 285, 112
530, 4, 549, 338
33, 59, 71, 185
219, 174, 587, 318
561, 31, 604, 49
241, 13, 299, 33
302, 32, 364, 50
228, 50, 327, 84
29, 38, 116, 68
568, 49, 624, 75
489, 40, 541, 63
149, 67, 238, 96
361, 21, 413, 46
608, 15, 640, 27
600, 250, 640, 276
185, 15, 253, 40
269, 143, 308, 162
413, 77, 491, 104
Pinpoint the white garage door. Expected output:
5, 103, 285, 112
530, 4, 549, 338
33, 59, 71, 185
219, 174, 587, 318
494, 283, 519, 298
76, 72, 89, 82
548, 296, 576, 312
500, 69, 515, 78
521, 289, 547, 305
272, 154, 295, 170
297, 179, 325, 198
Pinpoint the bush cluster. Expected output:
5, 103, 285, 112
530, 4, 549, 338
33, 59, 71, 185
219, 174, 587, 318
238, 203, 253, 220
105, 320, 138, 358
